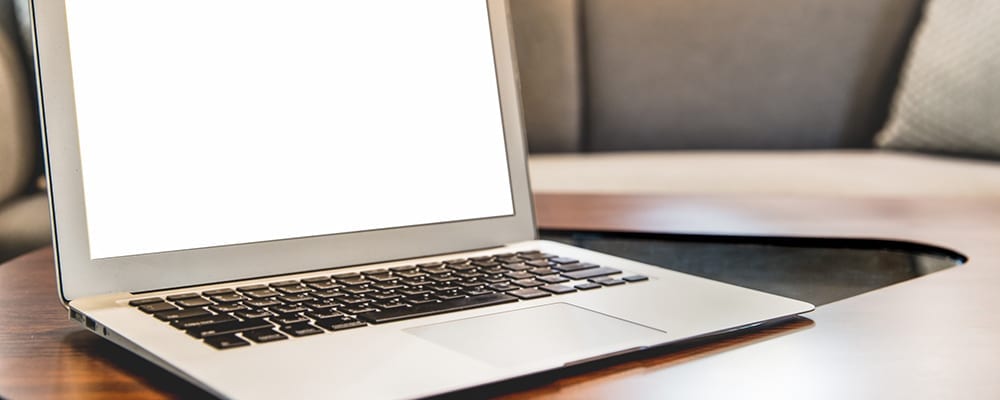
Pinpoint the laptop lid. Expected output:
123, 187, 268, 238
32, 0, 535, 302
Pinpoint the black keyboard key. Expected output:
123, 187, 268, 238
276, 285, 312, 295
389, 265, 417, 272
305, 310, 343, 320
339, 297, 370, 306
311, 290, 348, 300
376, 301, 408, 310
502, 263, 532, 271
175, 297, 213, 308
315, 317, 368, 331
370, 293, 402, 301
269, 280, 300, 288
278, 294, 313, 303
428, 285, 460, 292
538, 275, 569, 284
165, 293, 199, 301
590, 277, 626, 286
550, 257, 578, 264
243, 328, 288, 343
406, 297, 437, 305
357, 293, 518, 324
421, 267, 450, 275
338, 278, 372, 286
449, 264, 477, 272
367, 275, 400, 283
540, 284, 576, 295
301, 276, 332, 284
472, 260, 501, 268
482, 275, 508, 284
463, 289, 494, 297
235, 309, 275, 320
202, 288, 236, 296
210, 294, 246, 303
398, 288, 431, 296
528, 267, 558, 276
562, 267, 622, 280
271, 315, 309, 326
343, 306, 379, 315
525, 260, 551, 268
306, 281, 343, 291
508, 288, 551, 300
574, 282, 602, 290
512, 279, 544, 288
429, 275, 460, 284
210, 303, 249, 313
128, 297, 164, 306
244, 298, 282, 308
187, 319, 274, 339
553, 262, 599, 272
435, 293, 465, 301
139, 302, 178, 314
244, 289, 281, 299
280, 323, 324, 337
332, 272, 361, 280
361, 269, 390, 276
488, 282, 518, 292
305, 300, 340, 310
154, 307, 211, 321
270, 304, 309, 314
372, 283, 405, 291
396, 271, 427, 279
504, 271, 534, 280
237, 284, 269, 292
622, 275, 649, 282
342, 287, 375, 296
172, 314, 238, 329
204, 334, 250, 349
444, 258, 469, 265
417, 262, 445, 269
480, 266, 506, 275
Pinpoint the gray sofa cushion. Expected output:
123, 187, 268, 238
512, 0, 925, 153
583, 0, 923, 151
510, 0, 583, 153
875, 0, 1000, 159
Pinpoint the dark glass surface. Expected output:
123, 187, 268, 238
540, 229, 965, 306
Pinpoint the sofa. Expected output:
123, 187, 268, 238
0, 0, 47, 264
511, 0, 1000, 197
2, 0, 999, 263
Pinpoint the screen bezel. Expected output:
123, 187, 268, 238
32, 0, 536, 302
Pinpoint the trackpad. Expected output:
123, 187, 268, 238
405, 303, 669, 367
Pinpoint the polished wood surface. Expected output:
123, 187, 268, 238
2, 193, 999, 399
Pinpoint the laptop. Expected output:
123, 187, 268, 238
31, 0, 814, 398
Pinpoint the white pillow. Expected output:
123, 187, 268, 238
875, 0, 1000, 158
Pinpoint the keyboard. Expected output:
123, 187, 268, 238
127, 250, 649, 349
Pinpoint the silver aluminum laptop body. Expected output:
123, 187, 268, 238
32, 0, 814, 398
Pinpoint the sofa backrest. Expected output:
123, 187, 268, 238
511, 0, 926, 153
0, 0, 36, 204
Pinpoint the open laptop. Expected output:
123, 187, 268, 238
31, 0, 813, 398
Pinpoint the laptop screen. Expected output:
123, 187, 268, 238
64, 1, 514, 259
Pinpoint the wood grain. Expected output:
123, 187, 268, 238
3, 193, 1000, 399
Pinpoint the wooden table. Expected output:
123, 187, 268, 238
3, 193, 1000, 399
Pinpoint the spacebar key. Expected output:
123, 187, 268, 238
357, 293, 518, 324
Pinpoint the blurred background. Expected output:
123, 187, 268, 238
2, 0, 998, 264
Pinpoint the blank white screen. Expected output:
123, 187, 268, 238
65, 0, 514, 259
